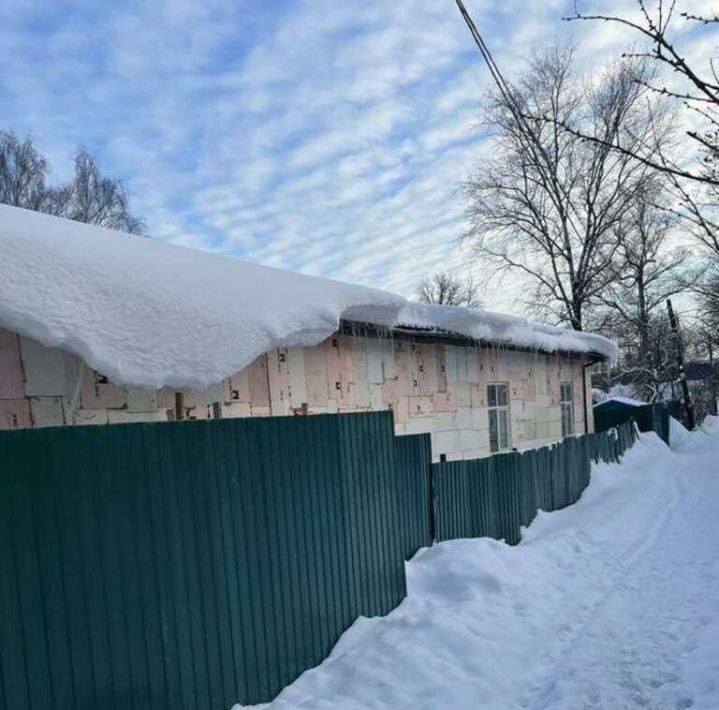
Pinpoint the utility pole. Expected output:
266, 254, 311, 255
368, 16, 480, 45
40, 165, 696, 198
667, 299, 696, 430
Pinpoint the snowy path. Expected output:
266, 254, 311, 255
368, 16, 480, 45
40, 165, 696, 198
235, 425, 719, 710
526, 434, 719, 710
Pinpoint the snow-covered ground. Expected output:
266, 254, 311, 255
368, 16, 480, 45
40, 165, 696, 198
234, 420, 719, 710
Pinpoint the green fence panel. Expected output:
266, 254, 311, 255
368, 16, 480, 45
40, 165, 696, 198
492, 452, 523, 545
533, 445, 554, 512
549, 442, 566, 511
566, 437, 590, 505
432, 422, 639, 547
595, 402, 673, 444
615, 421, 634, 457
0, 411, 408, 709
432, 457, 499, 542
433, 460, 470, 541
337, 414, 407, 620
471, 459, 500, 540
518, 450, 538, 529
394, 434, 432, 559
565, 437, 576, 505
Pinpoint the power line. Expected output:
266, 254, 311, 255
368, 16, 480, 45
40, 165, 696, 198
452, 1, 556, 187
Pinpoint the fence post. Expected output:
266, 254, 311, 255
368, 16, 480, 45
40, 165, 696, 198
429, 455, 443, 543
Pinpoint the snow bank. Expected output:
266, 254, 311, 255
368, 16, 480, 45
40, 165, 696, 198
0, 205, 616, 389
669, 416, 692, 449
234, 430, 719, 709
671, 415, 719, 455
701, 414, 719, 434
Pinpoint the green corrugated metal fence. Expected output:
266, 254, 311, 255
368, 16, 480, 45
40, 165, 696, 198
0, 412, 407, 709
594, 401, 672, 443
432, 421, 636, 544
394, 434, 432, 559
1, 413, 640, 709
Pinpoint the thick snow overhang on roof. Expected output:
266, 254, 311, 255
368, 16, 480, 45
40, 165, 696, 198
0, 205, 618, 390
0, 206, 404, 390
344, 302, 617, 364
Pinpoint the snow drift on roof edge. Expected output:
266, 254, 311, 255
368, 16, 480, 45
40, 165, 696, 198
0, 205, 617, 390
394, 303, 618, 362
0, 206, 405, 390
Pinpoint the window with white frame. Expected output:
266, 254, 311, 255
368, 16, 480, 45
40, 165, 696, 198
487, 383, 511, 453
560, 382, 574, 437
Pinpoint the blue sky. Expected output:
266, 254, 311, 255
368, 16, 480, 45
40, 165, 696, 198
0, 0, 674, 310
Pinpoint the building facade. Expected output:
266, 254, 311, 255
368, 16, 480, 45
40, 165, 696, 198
0, 326, 593, 460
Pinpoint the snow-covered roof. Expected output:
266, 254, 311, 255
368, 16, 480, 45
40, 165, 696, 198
386, 302, 616, 363
596, 396, 647, 408
0, 205, 618, 390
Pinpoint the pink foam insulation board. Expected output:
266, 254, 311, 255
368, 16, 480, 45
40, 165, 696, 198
80, 369, 127, 410
304, 344, 329, 407
0, 329, 25, 399
267, 349, 290, 402
325, 336, 354, 408
228, 367, 251, 404
0, 398, 31, 429
247, 355, 270, 408
395, 341, 419, 396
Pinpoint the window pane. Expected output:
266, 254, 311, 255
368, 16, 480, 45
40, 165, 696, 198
487, 384, 497, 408
561, 403, 573, 437
498, 409, 509, 449
489, 409, 499, 452
497, 384, 508, 407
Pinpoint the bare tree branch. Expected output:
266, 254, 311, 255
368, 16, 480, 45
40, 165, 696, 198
0, 130, 144, 235
561, 1, 719, 188
416, 272, 482, 308
464, 46, 669, 330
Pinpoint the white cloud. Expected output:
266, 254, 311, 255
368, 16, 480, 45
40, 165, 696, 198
2, 0, 709, 316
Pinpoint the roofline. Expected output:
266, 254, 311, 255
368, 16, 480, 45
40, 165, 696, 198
339, 319, 608, 363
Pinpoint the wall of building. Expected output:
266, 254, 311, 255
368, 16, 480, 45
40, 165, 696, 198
0, 327, 593, 460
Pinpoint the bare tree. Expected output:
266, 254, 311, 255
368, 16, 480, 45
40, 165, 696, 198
597, 315, 678, 402
54, 151, 145, 233
0, 131, 50, 211
0, 130, 144, 234
696, 268, 719, 350
665, 171, 719, 258
464, 46, 669, 330
592, 182, 687, 399
563, 2, 719, 269
566, 0, 719, 186
600, 184, 686, 349
416, 272, 481, 308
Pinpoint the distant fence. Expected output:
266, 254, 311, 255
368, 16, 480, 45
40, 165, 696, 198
594, 401, 674, 444
431, 422, 636, 544
1, 413, 637, 709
